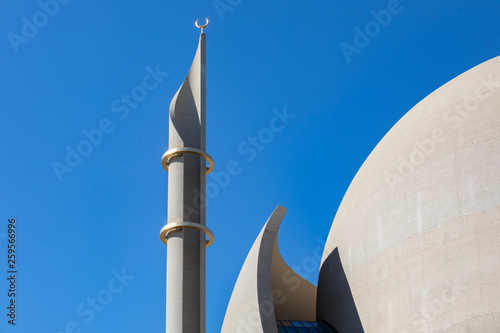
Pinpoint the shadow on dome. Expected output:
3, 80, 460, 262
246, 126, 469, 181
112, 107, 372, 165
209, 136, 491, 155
317, 247, 364, 333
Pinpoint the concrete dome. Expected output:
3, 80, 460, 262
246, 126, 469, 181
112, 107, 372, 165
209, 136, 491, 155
318, 56, 500, 332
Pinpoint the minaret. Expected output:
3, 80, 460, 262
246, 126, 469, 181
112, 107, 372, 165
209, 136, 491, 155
160, 19, 213, 333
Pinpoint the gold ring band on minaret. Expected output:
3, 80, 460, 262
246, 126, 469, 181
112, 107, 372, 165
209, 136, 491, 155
160, 222, 214, 248
161, 147, 214, 174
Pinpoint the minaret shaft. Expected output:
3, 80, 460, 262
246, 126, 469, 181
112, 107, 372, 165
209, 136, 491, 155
163, 32, 207, 333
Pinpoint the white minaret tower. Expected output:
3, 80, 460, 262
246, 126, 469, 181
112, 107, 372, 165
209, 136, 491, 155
160, 19, 213, 333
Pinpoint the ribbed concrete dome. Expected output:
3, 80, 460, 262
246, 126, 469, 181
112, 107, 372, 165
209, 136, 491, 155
318, 56, 500, 332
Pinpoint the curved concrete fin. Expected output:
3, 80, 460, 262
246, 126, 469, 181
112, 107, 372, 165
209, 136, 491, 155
222, 205, 317, 332
271, 233, 317, 321
168, 33, 206, 149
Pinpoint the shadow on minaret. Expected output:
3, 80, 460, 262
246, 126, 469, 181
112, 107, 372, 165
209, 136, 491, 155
317, 247, 365, 333
171, 81, 202, 147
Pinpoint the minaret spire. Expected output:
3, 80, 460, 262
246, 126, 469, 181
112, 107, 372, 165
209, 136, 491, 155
160, 20, 213, 333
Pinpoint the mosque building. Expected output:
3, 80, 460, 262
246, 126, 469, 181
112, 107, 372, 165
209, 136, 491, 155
161, 21, 500, 332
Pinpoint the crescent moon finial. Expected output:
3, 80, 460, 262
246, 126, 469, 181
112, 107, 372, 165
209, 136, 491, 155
195, 18, 209, 33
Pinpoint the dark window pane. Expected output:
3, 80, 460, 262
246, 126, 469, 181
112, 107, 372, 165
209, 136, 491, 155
295, 328, 310, 333
277, 320, 336, 333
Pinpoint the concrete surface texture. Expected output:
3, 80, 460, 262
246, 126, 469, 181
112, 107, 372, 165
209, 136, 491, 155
222, 206, 317, 333
318, 55, 500, 332
165, 33, 207, 333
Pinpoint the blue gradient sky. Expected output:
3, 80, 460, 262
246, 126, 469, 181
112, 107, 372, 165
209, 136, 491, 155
1, 0, 500, 332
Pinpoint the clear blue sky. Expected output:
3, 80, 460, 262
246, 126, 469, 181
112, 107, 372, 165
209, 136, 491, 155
1, 0, 499, 332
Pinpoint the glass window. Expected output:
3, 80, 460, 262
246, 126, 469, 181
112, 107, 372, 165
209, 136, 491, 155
276, 320, 337, 333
